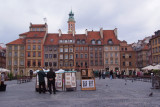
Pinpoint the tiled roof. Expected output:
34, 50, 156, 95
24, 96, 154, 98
75, 34, 86, 39
7, 38, 24, 45
103, 30, 120, 45
87, 31, 103, 44
19, 32, 29, 36
142, 44, 149, 50
59, 34, 74, 39
26, 31, 46, 38
44, 33, 59, 45
30, 24, 46, 28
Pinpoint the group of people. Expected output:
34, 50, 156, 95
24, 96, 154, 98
37, 68, 56, 94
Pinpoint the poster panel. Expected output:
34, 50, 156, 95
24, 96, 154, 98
71, 73, 76, 87
82, 79, 94, 88
65, 73, 71, 85
56, 74, 63, 88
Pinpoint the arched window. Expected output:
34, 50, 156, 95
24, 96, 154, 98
108, 39, 113, 45
91, 39, 95, 44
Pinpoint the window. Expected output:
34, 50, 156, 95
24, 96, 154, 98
49, 47, 52, 51
60, 48, 63, 52
99, 47, 102, 51
115, 46, 117, 50
65, 55, 68, 59
76, 54, 79, 58
76, 62, 78, 67
69, 54, 73, 59
33, 52, 36, 57
123, 54, 125, 58
65, 40, 67, 43
155, 39, 157, 45
38, 52, 41, 57
38, 45, 41, 50
69, 48, 73, 52
9, 60, 11, 65
159, 46, 160, 52
129, 54, 132, 58
158, 38, 160, 44
85, 47, 88, 51
20, 60, 24, 66
69, 40, 73, 43
91, 40, 95, 44
64, 48, 68, 52
53, 62, 57, 67
110, 53, 113, 57
110, 59, 113, 64
45, 62, 48, 67
27, 40, 30, 43
28, 52, 30, 57
156, 47, 158, 53
14, 52, 17, 57
99, 60, 102, 66
49, 54, 52, 58
45, 54, 48, 58
38, 60, 41, 66
27, 61, 31, 67
60, 55, 63, 59
97, 40, 101, 44
81, 54, 83, 58
108, 39, 113, 44
33, 45, 36, 50
110, 47, 112, 50
33, 60, 36, 66
152, 40, 154, 46
53, 54, 57, 58
129, 62, 132, 66
77, 39, 80, 44
60, 62, 63, 66
50, 39, 53, 42
28, 45, 31, 50
54, 47, 57, 51
90, 47, 93, 51
105, 53, 108, 57
90, 53, 93, 58
80, 47, 83, 51
81, 62, 83, 67
49, 62, 52, 67
64, 62, 68, 66
99, 52, 102, 58
115, 53, 118, 57
21, 53, 24, 57
122, 48, 124, 51
123, 62, 125, 66
33, 40, 36, 43
85, 62, 87, 67
85, 54, 87, 58
21, 46, 24, 50
105, 59, 108, 64
76, 47, 79, 51
90, 60, 94, 66
59, 40, 63, 43
38, 40, 41, 43
105, 47, 108, 50
95, 60, 98, 65
125, 48, 127, 51
95, 48, 97, 51
82, 40, 85, 44
115, 59, 118, 64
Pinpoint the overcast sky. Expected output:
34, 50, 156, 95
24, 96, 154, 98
0, 0, 160, 44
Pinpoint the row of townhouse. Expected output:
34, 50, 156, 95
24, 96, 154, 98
6, 11, 136, 76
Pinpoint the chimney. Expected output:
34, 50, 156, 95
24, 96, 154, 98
114, 28, 117, 38
85, 29, 88, 36
58, 29, 62, 37
100, 28, 103, 38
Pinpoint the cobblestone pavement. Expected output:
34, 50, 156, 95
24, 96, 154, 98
0, 78, 160, 107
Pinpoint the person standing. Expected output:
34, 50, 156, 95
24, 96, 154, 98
29, 70, 33, 79
99, 71, 101, 80
47, 68, 56, 94
38, 68, 46, 94
110, 70, 113, 80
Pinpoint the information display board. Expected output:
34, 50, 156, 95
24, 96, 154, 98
55, 73, 63, 88
81, 78, 96, 90
65, 72, 76, 88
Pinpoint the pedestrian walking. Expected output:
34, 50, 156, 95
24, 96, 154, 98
29, 70, 33, 79
47, 68, 56, 94
110, 70, 113, 80
38, 68, 46, 94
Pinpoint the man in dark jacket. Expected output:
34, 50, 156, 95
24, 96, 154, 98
47, 68, 56, 94
38, 68, 46, 94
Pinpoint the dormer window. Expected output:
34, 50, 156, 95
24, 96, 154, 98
97, 40, 101, 44
50, 39, 53, 42
82, 40, 85, 44
37, 28, 39, 31
59, 40, 62, 43
40, 28, 43, 31
77, 39, 80, 44
91, 40, 95, 44
108, 39, 113, 45
32, 28, 35, 31
69, 40, 73, 43
65, 40, 68, 43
